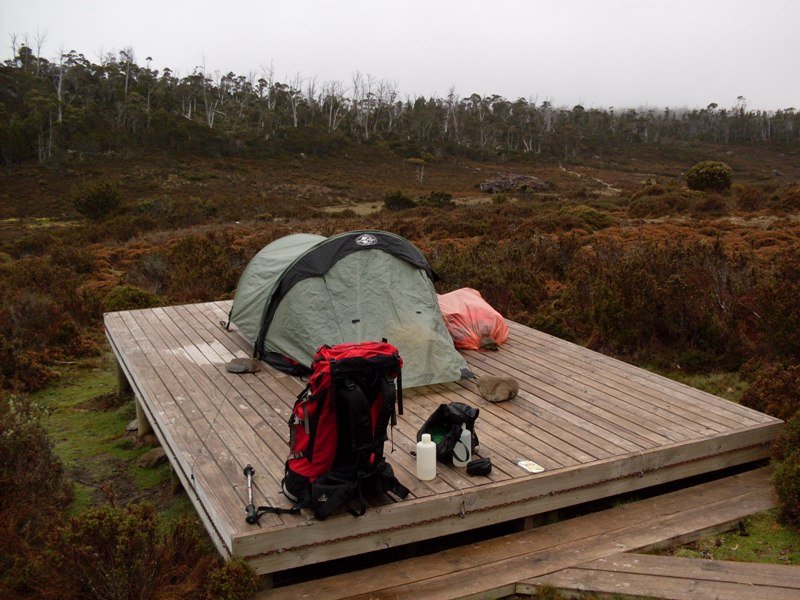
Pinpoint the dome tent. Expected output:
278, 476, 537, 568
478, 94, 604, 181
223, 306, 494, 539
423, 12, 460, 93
227, 230, 469, 388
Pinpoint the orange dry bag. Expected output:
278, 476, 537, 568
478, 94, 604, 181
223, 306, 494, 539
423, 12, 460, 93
437, 288, 509, 351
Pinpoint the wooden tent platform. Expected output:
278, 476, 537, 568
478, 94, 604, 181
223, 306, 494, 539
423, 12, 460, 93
104, 301, 782, 576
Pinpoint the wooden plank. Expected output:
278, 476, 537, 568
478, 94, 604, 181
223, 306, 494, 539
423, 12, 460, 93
198, 301, 519, 489
470, 346, 698, 445
484, 339, 733, 436
429, 382, 611, 464
148, 307, 291, 489
446, 375, 644, 457
464, 350, 675, 449
114, 309, 276, 533
239, 423, 776, 574
138, 307, 298, 530
106, 302, 783, 579
185, 302, 453, 498
193, 303, 479, 510
519, 567, 800, 600
263, 467, 775, 599
105, 315, 235, 556
242, 441, 773, 574
384, 481, 772, 600
506, 320, 772, 425
574, 553, 800, 589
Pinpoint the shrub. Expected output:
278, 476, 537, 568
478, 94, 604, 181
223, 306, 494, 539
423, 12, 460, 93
692, 193, 730, 216
735, 184, 767, 211
777, 185, 800, 211
103, 285, 162, 313
133, 195, 218, 228
432, 238, 549, 322
560, 236, 752, 368
0, 396, 72, 595
631, 183, 668, 200
39, 504, 244, 599
772, 413, 800, 529
203, 557, 259, 600
773, 412, 800, 463
0, 340, 58, 392
753, 254, 800, 361
566, 205, 614, 231
71, 181, 123, 221
628, 190, 693, 218
740, 363, 800, 422
685, 161, 733, 192
165, 232, 242, 302
383, 190, 415, 212
774, 450, 800, 529
421, 190, 455, 209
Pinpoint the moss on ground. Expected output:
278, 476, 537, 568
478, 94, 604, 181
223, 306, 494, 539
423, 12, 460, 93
30, 354, 192, 524
661, 510, 800, 565
644, 368, 749, 402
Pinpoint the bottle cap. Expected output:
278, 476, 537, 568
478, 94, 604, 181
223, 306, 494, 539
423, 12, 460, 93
421, 433, 431, 443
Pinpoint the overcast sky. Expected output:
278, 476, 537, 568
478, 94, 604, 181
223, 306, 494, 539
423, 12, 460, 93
1, 0, 798, 110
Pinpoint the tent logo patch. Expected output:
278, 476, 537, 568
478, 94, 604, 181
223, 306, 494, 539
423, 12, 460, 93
355, 234, 378, 246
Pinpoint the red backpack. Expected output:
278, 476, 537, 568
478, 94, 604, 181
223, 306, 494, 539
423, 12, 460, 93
279, 341, 410, 520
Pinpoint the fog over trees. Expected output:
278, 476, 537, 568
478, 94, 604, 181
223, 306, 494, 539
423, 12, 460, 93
2, 43, 798, 164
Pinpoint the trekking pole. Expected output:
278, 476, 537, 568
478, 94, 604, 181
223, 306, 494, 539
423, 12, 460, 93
244, 464, 258, 524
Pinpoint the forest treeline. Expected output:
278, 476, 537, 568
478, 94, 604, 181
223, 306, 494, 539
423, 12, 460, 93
2, 44, 799, 165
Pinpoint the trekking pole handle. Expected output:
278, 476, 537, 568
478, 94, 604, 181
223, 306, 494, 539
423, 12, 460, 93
244, 464, 258, 524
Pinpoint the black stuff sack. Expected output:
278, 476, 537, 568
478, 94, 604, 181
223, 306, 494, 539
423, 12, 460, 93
417, 402, 479, 463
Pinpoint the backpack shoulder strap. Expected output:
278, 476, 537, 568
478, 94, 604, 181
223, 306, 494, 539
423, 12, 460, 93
337, 377, 375, 472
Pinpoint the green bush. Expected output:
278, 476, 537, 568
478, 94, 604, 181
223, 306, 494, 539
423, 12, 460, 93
0, 396, 71, 595
773, 412, 800, 463
685, 161, 733, 192
774, 451, 800, 529
692, 193, 730, 216
735, 184, 767, 211
71, 182, 123, 221
203, 557, 259, 600
421, 190, 454, 209
770, 408, 800, 529
628, 190, 693, 218
560, 237, 751, 368
103, 285, 162, 313
383, 190, 415, 212
492, 193, 508, 205
165, 232, 242, 302
631, 183, 668, 200
740, 363, 800, 422
40, 504, 252, 599
753, 254, 800, 361
566, 205, 614, 231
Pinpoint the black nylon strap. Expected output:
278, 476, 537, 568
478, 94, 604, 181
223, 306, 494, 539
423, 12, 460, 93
248, 503, 303, 525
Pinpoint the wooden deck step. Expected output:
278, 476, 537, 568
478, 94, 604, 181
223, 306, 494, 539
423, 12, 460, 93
262, 467, 776, 599
520, 552, 800, 599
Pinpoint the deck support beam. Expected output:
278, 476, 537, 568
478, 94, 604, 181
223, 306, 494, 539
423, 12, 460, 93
135, 396, 153, 437
522, 509, 559, 531
116, 357, 132, 394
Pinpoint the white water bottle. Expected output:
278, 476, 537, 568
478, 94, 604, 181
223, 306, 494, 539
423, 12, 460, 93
452, 424, 472, 467
416, 433, 437, 481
